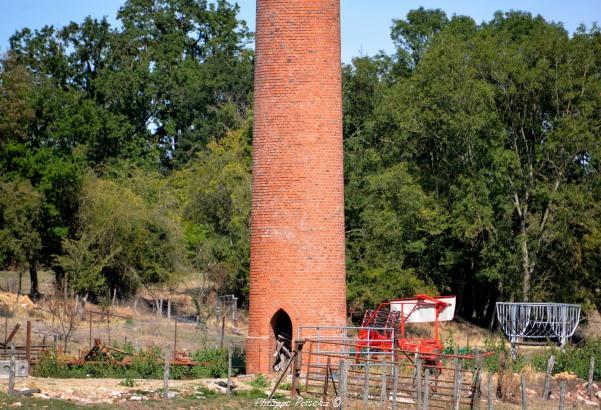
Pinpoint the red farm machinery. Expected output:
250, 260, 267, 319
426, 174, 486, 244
356, 294, 457, 369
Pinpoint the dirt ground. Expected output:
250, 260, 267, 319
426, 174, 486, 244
0, 270, 246, 356
0, 375, 263, 405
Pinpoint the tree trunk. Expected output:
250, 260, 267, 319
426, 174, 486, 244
519, 219, 530, 302
28, 258, 40, 300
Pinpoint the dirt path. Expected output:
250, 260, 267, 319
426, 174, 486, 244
0, 376, 257, 405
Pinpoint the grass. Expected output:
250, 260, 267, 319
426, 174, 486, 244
0, 392, 109, 409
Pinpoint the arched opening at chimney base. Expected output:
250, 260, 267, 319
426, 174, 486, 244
270, 309, 292, 371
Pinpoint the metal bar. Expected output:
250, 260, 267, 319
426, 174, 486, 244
5, 324, 20, 345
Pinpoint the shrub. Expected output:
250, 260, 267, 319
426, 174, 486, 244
249, 374, 270, 389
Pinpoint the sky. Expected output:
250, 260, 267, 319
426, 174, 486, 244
1, 0, 600, 63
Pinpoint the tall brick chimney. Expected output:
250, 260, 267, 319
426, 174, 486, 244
246, 0, 347, 374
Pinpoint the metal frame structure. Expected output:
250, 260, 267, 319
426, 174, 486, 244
297, 326, 395, 366
216, 294, 238, 321
496, 302, 581, 356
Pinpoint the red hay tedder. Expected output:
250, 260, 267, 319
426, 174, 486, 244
356, 294, 456, 365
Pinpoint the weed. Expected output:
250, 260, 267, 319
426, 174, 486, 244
249, 374, 270, 389
119, 377, 136, 387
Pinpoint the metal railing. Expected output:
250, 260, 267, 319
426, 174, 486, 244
496, 302, 581, 356
298, 326, 395, 366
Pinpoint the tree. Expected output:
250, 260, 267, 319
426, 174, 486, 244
183, 123, 252, 300
391, 7, 449, 66
68, 175, 185, 299
0, 179, 42, 297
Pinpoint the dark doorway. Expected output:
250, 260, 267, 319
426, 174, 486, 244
270, 309, 292, 371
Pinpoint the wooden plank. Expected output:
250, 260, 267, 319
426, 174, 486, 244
322, 357, 331, 404
5, 324, 20, 345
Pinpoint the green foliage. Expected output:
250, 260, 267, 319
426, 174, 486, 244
119, 377, 136, 387
183, 124, 252, 300
33, 345, 240, 380
478, 339, 601, 381
58, 175, 186, 298
2, 2, 601, 317
344, 8, 601, 319
249, 374, 270, 389
0, 178, 42, 269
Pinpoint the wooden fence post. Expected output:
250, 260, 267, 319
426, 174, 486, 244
339, 359, 348, 410
496, 351, 506, 399
587, 356, 595, 399
26, 320, 31, 375
392, 360, 398, 410
487, 373, 493, 410
8, 343, 15, 396
291, 341, 304, 398
423, 368, 430, 410
363, 360, 370, 406
542, 355, 555, 400
453, 357, 461, 410
416, 355, 422, 410
220, 315, 225, 350
471, 368, 482, 410
89, 311, 93, 349
381, 361, 388, 404
323, 357, 331, 405
559, 380, 566, 410
163, 348, 170, 399
227, 343, 233, 395
173, 319, 178, 359
520, 374, 527, 410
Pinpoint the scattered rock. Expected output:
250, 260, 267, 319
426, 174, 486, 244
10, 402, 22, 407
554, 371, 577, 380
216, 380, 237, 390
15, 388, 41, 396
206, 382, 228, 394
130, 395, 142, 401
583, 399, 597, 406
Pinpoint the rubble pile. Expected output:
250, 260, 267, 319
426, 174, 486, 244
0, 292, 35, 312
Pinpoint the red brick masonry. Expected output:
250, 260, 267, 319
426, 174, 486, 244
246, 0, 347, 374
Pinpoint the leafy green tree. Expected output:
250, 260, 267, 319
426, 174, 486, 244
55, 233, 115, 297
71, 175, 185, 298
183, 123, 251, 300
0, 179, 42, 297
391, 7, 449, 66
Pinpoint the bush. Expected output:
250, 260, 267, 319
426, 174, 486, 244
249, 374, 270, 389
33, 345, 247, 380
478, 338, 601, 382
